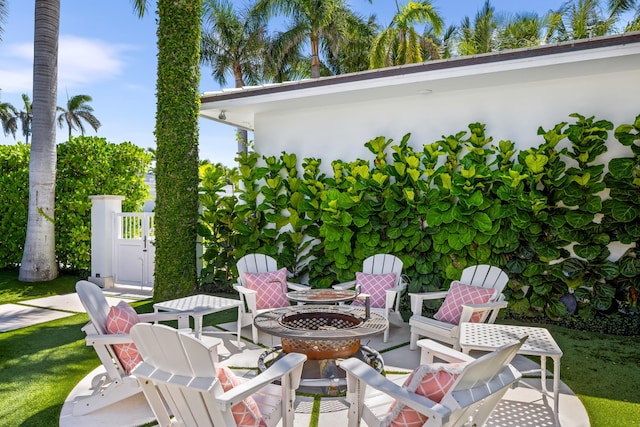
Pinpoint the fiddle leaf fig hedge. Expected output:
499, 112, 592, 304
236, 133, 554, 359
199, 113, 640, 323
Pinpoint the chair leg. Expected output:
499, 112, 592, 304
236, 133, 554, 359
410, 331, 419, 350
252, 324, 260, 344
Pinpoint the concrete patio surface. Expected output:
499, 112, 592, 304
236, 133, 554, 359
60, 315, 590, 427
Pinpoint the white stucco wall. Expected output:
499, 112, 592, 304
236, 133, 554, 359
253, 68, 638, 174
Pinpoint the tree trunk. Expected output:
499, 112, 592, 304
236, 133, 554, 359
153, 0, 201, 300
19, 0, 60, 282
310, 33, 321, 78
233, 67, 248, 154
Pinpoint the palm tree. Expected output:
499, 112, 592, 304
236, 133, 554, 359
552, 0, 617, 41
457, 0, 501, 55
5, 94, 34, 143
324, 12, 379, 74
607, 0, 640, 31
200, 0, 268, 154
369, 0, 444, 68
498, 12, 555, 49
132, 0, 202, 300
56, 94, 101, 139
19, 0, 60, 282
0, 0, 7, 41
255, 0, 360, 78
0, 95, 18, 138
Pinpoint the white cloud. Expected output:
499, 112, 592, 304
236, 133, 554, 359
0, 35, 135, 95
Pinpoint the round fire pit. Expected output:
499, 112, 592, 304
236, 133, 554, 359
254, 305, 388, 395
279, 310, 362, 359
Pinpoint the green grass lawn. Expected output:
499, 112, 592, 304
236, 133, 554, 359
1, 271, 639, 426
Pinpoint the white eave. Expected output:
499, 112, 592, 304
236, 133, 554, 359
200, 32, 640, 131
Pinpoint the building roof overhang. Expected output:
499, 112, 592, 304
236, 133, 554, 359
200, 32, 640, 131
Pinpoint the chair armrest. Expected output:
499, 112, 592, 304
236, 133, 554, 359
287, 281, 311, 291
138, 312, 192, 323
332, 281, 356, 290
85, 333, 134, 346
460, 300, 509, 323
409, 291, 449, 314
233, 284, 257, 296
218, 353, 307, 404
417, 339, 475, 364
340, 357, 450, 420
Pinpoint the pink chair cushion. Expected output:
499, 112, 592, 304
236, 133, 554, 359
434, 281, 497, 324
245, 267, 289, 310
352, 272, 397, 308
106, 300, 142, 374
217, 366, 266, 427
382, 363, 464, 427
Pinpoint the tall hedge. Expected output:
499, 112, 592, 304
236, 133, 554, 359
199, 113, 640, 321
0, 137, 151, 273
153, 0, 202, 301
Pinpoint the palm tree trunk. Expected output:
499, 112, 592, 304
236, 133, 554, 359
310, 33, 321, 78
233, 66, 248, 154
19, 0, 60, 281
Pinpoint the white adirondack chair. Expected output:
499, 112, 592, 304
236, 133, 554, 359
409, 265, 509, 350
333, 254, 407, 342
130, 323, 307, 427
341, 337, 525, 427
234, 253, 310, 344
73, 280, 204, 416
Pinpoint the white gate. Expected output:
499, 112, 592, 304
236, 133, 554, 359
114, 213, 155, 287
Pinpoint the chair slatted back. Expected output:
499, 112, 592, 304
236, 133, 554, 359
76, 280, 111, 335
460, 265, 509, 296
444, 336, 526, 426
363, 254, 404, 287
131, 323, 231, 427
236, 254, 279, 287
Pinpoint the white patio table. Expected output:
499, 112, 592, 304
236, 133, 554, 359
459, 322, 563, 425
153, 294, 243, 344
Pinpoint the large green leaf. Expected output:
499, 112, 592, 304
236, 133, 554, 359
471, 212, 493, 232
561, 258, 586, 278
565, 210, 594, 228
573, 244, 604, 261
608, 157, 635, 179
609, 201, 640, 222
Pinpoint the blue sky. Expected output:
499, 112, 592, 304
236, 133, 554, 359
0, 1, 599, 167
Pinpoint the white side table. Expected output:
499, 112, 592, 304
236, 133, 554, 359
154, 294, 243, 344
459, 322, 563, 425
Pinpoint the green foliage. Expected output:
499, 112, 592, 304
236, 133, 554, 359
0, 137, 151, 273
0, 143, 30, 268
198, 113, 640, 321
153, 0, 203, 301
56, 137, 151, 274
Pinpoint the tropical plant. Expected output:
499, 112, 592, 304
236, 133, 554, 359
369, 0, 444, 68
56, 94, 101, 140
4, 94, 33, 144
200, 0, 267, 154
132, 0, 203, 301
551, 0, 617, 41
498, 12, 555, 49
457, 0, 501, 55
0, 95, 18, 138
255, 0, 362, 78
19, 0, 59, 282
323, 11, 378, 74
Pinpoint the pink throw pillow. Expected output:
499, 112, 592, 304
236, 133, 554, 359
352, 272, 397, 308
434, 281, 496, 324
382, 363, 464, 427
106, 300, 142, 374
217, 366, 266, 427
245, 268, 289, 310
